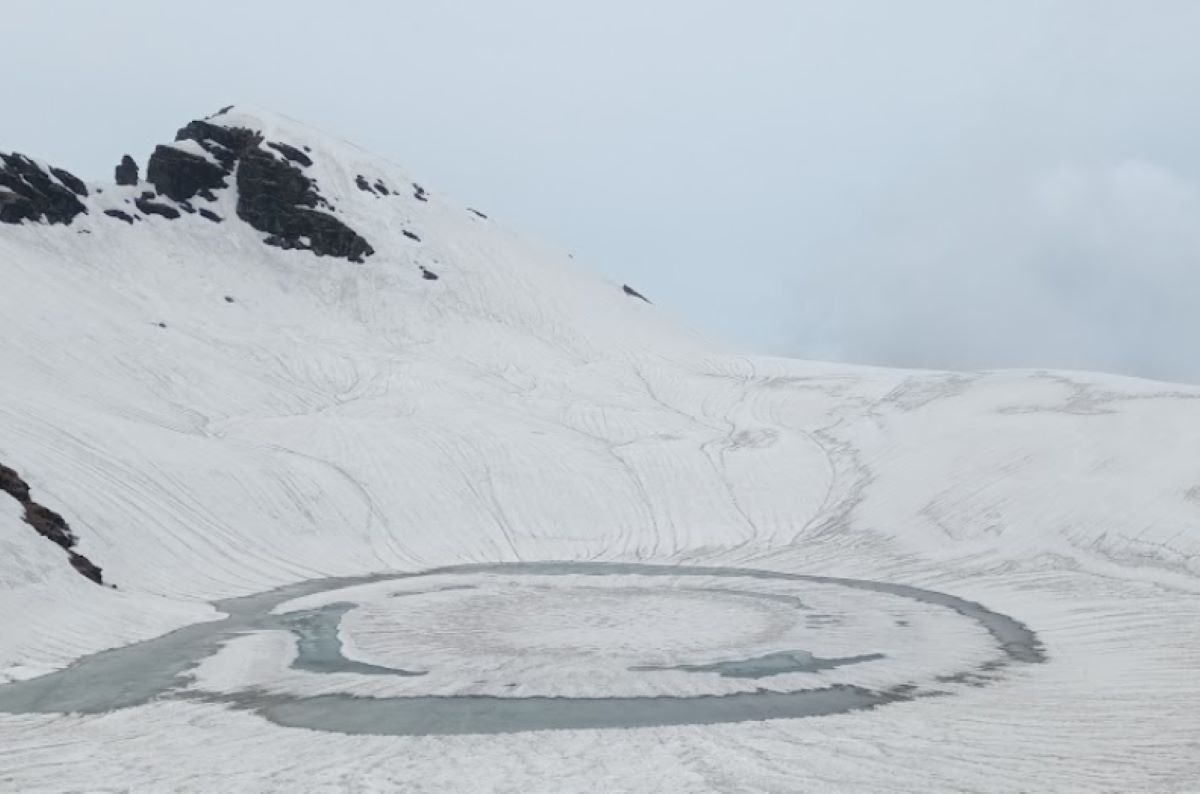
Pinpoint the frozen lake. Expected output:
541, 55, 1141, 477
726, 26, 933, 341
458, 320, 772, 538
0, 562, 1043, 735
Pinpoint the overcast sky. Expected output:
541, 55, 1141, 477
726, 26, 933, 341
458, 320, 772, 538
8, 1, 1200, 383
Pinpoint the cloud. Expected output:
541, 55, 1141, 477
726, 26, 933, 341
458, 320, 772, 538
794, 160, 1200, 384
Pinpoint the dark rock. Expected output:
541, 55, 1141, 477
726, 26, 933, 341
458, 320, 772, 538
50, 167, 88, 196
135, 196, 181, 219
178, 201, 196, 214
0, 465, 31, 503
214, 104, 234, 116
157, 322, 167, 328
0, 152, 88, 225
69, 553, 104, 583
402, 230, 421, 241
25, 503, 76, 549
146, 145, 228, 201
623, 284, 651, 303
468, 208, 488, 219
355, 175, 375, 194
374, 181, 390, 195
421, 267, 439, 281
0, 462, 103, 585
198, 208, 223, 223
141, 117, 375, 262
267, 141, 313, 167
104, 209, 135, 224
413, 183, 428, 202
224, 295, 235, 303
115, 155, 139, 186
238, 147, 374, 262
174, 120, 260, 169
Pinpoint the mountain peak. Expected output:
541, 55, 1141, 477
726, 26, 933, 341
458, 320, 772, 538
2, 105, 417, 263
144, 107, 376, 261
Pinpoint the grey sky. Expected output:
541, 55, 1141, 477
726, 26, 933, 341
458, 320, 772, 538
8, 1, 1200, 383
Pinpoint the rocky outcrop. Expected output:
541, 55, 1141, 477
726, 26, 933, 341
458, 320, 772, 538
164, 117, 375, 262
5, 111, 377, 263
146, 146, 227, 201
0, 463, 104, 584
115, 154, 139, 186
175, 120, 259, 169
0, 153, 88, 225
236, 144, 374, 262
49, 167, 87, 197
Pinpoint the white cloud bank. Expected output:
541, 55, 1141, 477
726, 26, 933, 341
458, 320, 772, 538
797, 159, 1200, 383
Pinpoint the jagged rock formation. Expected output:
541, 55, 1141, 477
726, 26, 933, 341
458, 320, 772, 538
114, 155, 139, 186
0, 463, 103, 584
155, 118, 376, 262
0, 153, 88, 225
237, 145, 374, 262
4, 109, 376, 263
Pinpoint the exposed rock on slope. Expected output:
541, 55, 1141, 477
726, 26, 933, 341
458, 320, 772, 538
237, 145, 374, 262
146, 145, 228, 202
158, 117, 375, 262
0, 153, 88, 225
0, 464, 103, 584
2, 109, 376, 263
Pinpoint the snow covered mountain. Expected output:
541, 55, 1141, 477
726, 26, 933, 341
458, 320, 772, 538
1, 107, 1198, 792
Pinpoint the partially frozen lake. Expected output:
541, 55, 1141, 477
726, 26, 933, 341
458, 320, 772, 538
0, 562, 1043, 735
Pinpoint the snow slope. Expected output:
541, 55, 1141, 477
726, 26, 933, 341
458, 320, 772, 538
1, 107, 1198, 791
